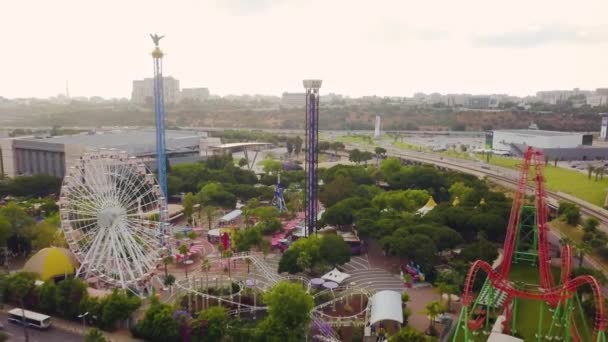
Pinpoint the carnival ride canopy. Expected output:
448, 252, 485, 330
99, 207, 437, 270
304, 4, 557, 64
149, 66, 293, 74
369, 290, 403, 326
23, 247, 79, 281
321, 268, 350, 284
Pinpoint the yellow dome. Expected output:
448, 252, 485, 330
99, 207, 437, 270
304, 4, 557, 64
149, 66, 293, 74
23, 247, 79, 281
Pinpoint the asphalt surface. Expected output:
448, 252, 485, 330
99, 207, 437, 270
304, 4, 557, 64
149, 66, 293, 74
0, 313, 82, 342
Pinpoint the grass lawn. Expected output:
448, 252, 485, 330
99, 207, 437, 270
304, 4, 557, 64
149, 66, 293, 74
486, 156, 608, 207
336, 135, 378, 146
392, 141, 427, 151
550, 219, 608, 273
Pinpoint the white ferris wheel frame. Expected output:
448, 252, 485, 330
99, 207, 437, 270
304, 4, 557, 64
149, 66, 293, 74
59, 149, 165, 291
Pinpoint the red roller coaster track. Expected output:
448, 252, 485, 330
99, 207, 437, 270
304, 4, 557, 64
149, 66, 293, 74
460, 147, 606, 340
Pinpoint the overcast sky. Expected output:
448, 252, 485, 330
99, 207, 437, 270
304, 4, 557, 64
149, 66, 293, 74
3, 0, 608, 98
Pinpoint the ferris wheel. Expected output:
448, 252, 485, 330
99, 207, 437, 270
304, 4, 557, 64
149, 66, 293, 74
59, 150, 166, 290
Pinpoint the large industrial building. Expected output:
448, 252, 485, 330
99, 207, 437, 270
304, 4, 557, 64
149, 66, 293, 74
490, 129, 608, 160
492, 130, 587, 151
0, 129, 207, 178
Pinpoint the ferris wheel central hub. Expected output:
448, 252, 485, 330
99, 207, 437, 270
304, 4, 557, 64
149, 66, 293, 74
97, 206, 126, 229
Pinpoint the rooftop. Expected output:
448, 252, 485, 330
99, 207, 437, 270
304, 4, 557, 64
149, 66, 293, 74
17, 129, 204, 156
494, 129, 582, 137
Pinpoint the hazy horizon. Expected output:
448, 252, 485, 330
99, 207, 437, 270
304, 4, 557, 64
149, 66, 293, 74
3, 0, 608, 99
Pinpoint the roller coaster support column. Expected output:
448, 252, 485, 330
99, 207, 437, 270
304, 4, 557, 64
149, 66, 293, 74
303, 79, 322, 236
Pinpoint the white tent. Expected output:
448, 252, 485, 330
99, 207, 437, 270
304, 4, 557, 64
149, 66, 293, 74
321, 268, 350, 284
416, 197, 437, 216
369, 290, 403, 326
488, 333, 523, 342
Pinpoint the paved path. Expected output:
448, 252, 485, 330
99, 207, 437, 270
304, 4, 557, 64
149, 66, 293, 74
340, 255, 404, 293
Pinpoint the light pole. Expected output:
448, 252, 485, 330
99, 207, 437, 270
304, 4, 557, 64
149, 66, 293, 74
78, 312, 89, 331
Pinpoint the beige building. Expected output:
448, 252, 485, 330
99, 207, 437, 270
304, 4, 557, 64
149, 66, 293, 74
131, 76, 180, 104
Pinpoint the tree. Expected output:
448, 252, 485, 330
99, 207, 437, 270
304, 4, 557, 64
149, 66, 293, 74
330, 141, 345, 157
0, 216, 12, 247
0, 202, 35, 255
348, 149, 362, 164
6, 273, 35, 342
460, 237, 497, 263
24, 221, 60, 251
182, 192, 196, 223
587, 164, 595, 179
294, 136, 303, 155
198, 183, 236, 209
374, 147, 387, 165
390, 327, 429, 342
38, 280, 57, 313
564, 206, 581, 225
424, 301, 445, 335
319, 175, 356, 207
84, 328, 107, 342
99, 290, 141, 329
448, 182, 474, 205
200, 257, 211, 290
261, 159, 283, 174
202, 206, 219, 230
319, 234, 351, 267
574, 241, 592, 268
318, 141, 331, 152
296, 251, 312, 272
436, 281, 458, 312
583, 217, 600, 232
162, 255, 174, 278
163, 274, 176, 288
55, 277, 88, 318
262, 282, 314, 341
238, 158, 248, 168
388, 234, 437, 272
286, 139, 294, 155
192, 306, 229, 341
133, 299, 179, 342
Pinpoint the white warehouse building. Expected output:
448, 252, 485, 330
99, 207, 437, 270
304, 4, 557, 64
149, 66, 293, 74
492, 130, 584, 152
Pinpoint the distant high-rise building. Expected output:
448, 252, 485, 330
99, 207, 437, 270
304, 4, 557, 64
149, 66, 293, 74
281, 92, 306, 107
181, 88, 210, 102
131, 76, 180, 104
601, 116, 608, 141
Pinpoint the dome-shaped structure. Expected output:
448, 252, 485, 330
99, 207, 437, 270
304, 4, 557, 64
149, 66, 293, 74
23, 247, 79, 281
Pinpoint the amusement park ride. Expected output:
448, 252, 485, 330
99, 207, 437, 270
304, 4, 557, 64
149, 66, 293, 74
453, 147, 606, 342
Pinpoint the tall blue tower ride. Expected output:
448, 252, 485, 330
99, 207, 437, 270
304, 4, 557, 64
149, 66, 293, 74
303, 79, 322, 236
151, 34, 169, 248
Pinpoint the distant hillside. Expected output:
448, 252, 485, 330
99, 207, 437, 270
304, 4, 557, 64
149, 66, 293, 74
0, 103, 602, 132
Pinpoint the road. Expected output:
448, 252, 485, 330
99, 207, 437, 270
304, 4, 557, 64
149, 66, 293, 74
0, 313, 82, 342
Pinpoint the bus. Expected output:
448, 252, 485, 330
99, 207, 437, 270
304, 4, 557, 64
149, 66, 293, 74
7, 308, 51, 329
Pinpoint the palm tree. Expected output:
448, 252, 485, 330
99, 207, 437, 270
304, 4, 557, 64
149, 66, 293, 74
245, 258, 252, 274
436, 282, 458, 312
162, 255, 174, 278
575, 241, 592, 268
424, 301, 444, 336
587, 164, 595, 179
8, 276, 31, 342
200, 257, 211, 308
203, 206, 219, 231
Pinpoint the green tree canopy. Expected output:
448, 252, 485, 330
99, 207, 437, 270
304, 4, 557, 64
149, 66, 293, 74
319, 234, 351, 267
262, 282, 313, 340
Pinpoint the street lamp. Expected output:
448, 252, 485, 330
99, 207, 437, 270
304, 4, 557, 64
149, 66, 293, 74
78, 312, 89, 330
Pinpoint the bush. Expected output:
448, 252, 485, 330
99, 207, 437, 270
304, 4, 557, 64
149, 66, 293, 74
564, 207, 581, 225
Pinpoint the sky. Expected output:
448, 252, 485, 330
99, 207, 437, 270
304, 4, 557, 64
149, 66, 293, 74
2, 0, 608, 99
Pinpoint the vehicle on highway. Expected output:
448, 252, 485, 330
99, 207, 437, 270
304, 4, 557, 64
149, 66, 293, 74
8, 308, 51, 329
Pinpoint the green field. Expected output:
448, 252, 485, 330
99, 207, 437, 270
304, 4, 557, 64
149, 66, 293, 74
335, 135, 378, 146
487, 156, 608, 207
